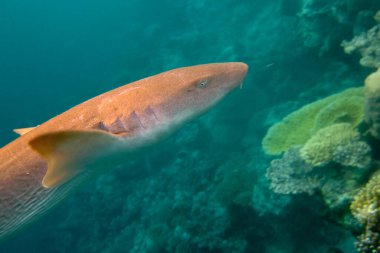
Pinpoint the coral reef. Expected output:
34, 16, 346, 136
351, 170, 380, 227
356, 229, 380, 253
262, 68, 380, 252
262, 87, 364, 155
342, 11, 380, 68
297, 0, 350, 55
263, 84, 375, 234
351, 170, 380, 253
266, 142, 370, 220
264, 69, 380, 250
266, 147, 321, 195
364, 68, 380, 139
297, 0, 380, 56
300, 123, 371, 168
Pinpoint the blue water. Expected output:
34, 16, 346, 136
1, 0, 380, 252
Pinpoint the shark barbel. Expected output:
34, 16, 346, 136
0, 62, 248, 241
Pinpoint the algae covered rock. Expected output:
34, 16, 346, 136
262, 88, 364, 155
300, 123, 371, 168
214, 167, 256, 207
342, 11, 380, 69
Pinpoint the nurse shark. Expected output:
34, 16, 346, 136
0, 62, 248, 241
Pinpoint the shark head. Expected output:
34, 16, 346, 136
94, 62, 248, 144
27, 62, 247, 189
154, 62, 248, 125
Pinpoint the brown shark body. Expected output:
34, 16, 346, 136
0, 62, 248, 241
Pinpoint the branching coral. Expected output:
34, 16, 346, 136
262, 87, 364, 155
342, 11, 380, 68
356, 229, 380, 253
266, 147, 322, 195
300, 123, 371, 168
351, 170, 380, 226
351, 170, 380, 253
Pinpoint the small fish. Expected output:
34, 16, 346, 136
264, 63, 274, 68
0, 62, 248, 242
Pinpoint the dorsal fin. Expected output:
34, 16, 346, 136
13, 127, 37, 135
29, 130, 119, 188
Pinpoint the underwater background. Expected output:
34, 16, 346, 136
1, 0, 380, 252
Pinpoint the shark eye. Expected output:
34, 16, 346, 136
197, 79, 209, 89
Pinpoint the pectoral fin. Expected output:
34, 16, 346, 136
14, 127, 37, 135
29, 130, 119, 188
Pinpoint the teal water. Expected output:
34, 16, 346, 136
1, 0, 380, 252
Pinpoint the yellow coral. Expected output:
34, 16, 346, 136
365, 68, 380, 95
351, 170, 380, 225
312, 95, 364, 132
262, 88, 364, 155
365, 68, 380, 139
299, 123, 360, 167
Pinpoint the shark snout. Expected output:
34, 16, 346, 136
225, 62, 248, 90
234, 62, 248, 83
233, 62, 248, 76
